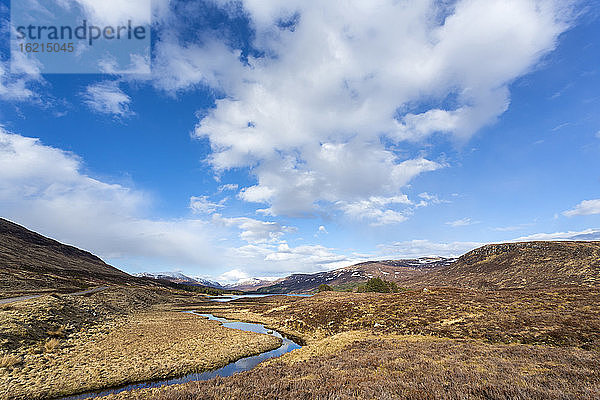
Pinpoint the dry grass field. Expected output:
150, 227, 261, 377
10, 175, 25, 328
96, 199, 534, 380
197, 288, 600, 348
98, 331, 600, 400
0, 309, 280, 400
89, 287, 597, 400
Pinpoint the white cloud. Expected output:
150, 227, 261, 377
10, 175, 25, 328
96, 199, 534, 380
180, 0, 572, 220
0, 53, 43, 101
0, 128, 221, 268
513, 229, 600, 241
415, 192, 447, 208
68, 0, 573, 222
218, 184, 239, 192
318, 225, 328, 234
446, 217, 477, 227
563, 199, 600, 217
338, 195, 413, 226
212, 215, 288, 244
83, 81, 133, 117
216, 269, 250, 284
0, 128, 362, 279
379, 239, 483, 259
189, 196, 224, 214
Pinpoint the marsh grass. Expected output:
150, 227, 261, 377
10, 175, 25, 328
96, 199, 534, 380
200, 287, 600, 348
99, 332, 600, 400
0, 354, 21, 369
46, 325, 66, 337
43, 338, 59, 353
0, 311, 280, 400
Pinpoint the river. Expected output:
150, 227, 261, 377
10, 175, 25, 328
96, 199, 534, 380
59, 312, 301, 400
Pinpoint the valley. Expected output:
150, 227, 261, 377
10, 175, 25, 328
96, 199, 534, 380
0, 219, 599, 399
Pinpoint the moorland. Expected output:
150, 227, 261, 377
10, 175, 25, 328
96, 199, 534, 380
1, 218, 599, 400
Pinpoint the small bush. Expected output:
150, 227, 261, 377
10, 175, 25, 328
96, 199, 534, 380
357, 278, 400, 293
44, 338, 60, 353
317, 284, 333, 292
47, 325, 66, 337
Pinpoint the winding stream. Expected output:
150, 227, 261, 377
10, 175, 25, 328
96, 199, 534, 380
60, 312, 301, 400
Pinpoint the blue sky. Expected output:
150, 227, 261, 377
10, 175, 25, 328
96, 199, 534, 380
0, 0, 599, 283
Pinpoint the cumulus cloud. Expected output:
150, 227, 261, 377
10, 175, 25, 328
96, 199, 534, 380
0, 128, 359, 278
338, 195, 413, 226
563, 199, 600, 217
212, 214, 289, 244
83, 81, 133, 117
41, 0, 574, 223
183, 0, 573, 221
189, 196, 224, 214
0, 128, 222, 268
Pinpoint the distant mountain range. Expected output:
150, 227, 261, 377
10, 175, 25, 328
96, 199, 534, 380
254, 258, 456, 293
134, 272, 226, 289
134, 258, 457, 293
135, 240, 600, 293
133, 272, 278, 291
2, 217, 599, 297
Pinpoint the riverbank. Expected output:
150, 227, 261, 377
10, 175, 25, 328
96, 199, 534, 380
96, 331, 600, 400
0, 290, 281, 400
93, 287, 600, 399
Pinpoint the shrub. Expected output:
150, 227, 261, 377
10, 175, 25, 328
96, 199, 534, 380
357, 278, 400, 293
44, 338, 60, 353
47, 325, 66, 337
317, 284, 333, 292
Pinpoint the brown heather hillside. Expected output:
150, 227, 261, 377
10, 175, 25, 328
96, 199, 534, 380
0, 218, 140, 298
399, 241, 600, 289
256, 257, 454, 293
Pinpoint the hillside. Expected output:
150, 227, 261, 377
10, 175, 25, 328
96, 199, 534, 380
257, 258, 455, 293
0, 218, 140, 298
400, 241, 600, 289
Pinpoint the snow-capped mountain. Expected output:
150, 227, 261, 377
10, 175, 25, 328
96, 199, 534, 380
134, 272, 225, 289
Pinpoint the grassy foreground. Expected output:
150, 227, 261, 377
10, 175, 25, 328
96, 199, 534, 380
99, 331, 600, 400
96, 287, 600, 400
0, 290, 281, 400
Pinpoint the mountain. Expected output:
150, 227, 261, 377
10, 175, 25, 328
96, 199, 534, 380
256, 257, 456, 293
0, 218, 141, 298
399, 241, 600, 289
194, 277, 226, 289
134, 272, 225, 289
225, 278, 281, 292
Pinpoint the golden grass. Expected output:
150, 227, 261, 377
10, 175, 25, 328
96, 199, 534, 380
197, 287, 600, 348
98, 332, 600, 400
43, 338, 59, 353
0, 354, 21, 369
0, 311, 281, 400
46, 325, 65, 337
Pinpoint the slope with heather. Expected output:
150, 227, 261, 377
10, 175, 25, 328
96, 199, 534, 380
401, 241, 600, 289
0, 218, 140, 298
